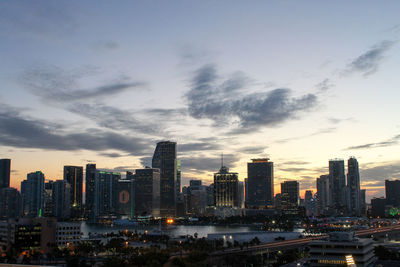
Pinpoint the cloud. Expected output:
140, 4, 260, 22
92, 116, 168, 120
275, 127, 336, 144
179, 142, 222, 152
93, 41, 119, 51
186, 64, 318, 131
315, 78, 334, 92
345, 40, 396, 76
327, 117, 356, 125
237, 146, 266, 154
66, 103, 162, 135
179, 154, 240, 173
99, 152, 127, 158
20, 65, 145, 102
0, 105, 151, 155
345, 134, 400, 150
0, 1, 77, 38
360, 161, 400, 184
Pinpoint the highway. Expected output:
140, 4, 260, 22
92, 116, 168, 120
209, 224, 400, 256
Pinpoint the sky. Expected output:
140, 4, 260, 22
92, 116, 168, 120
1, 1, 400, 201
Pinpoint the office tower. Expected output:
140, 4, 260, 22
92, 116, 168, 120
385, 180, 400, 207
329, 159, 346, 213
134, 168, 160, 217
247, 158, 274, 208
152, 141, 177, 217
238, 181, 245, 209
63, 166, 83, 217
347, 157, 361, 216
360, 189, 366, 216
94, 171, 121, 218
177, 159, 181, 196
207, 184, 214, 206
304, 190, 316, 216
85, 163, 96, 220
21, 171, 45, 217
214, 164, 239, 208
44, 181, 54, 217
0, 187, 22, 219
244, 178, 248, 206
0, 159, 11, 189
281, 181, 299, 208
316, 175, 330, 216
52, 180, 71, 219
371, 197, 386, 218
117, 179, 135, 218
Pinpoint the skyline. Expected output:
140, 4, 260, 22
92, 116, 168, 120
1, 1, 400, 200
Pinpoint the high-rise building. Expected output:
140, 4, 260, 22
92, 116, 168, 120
347, 157, 361, 216
152, 141, 177, 217
329, 159, 346, 213
247, 158, 274, 208
281, 181, 299, 208
52, 180, 71, 219
134, 168, 160, 217
316, 175, 330, 216
117, 179, 135, 218
385, 180, 400, 207
44, 181, 54, 217
177, 159, 181, 196
85, 163, 96, 220
0, 187, 22, 219
0, 159, 11, 189
371, 197, 386, 218
305, 190, 316, 216
63, 166, 83, 217
214, 165, 239, 208
94, 171, 121, 218
360, 189, 366, 216
238, 181, 245, 209
21, 171, 45, 217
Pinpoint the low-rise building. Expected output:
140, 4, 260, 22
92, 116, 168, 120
55, 222, 81, 247
308, 232, 374, 266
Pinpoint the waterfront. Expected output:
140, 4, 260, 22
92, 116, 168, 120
81, 222, 267, 238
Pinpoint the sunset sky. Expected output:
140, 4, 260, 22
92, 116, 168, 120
1, 1, 400, 201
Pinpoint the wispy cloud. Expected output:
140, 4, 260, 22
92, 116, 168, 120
345, 134, 400, 150
20, 65, 146, 102
186, 64, 318, 132
0, 104, 151, 155
275, 127, 336, 144
344, 40, 396, 77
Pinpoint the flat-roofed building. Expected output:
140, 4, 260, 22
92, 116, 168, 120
308, 232, 374, 267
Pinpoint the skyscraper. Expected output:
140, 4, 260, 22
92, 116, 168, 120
134, 168, 160, 217
0, 159, 11, 189
385, 180, 400, 207
281, 181, 299, 208
117, 179, 135, 218
94, 171, 121, 218
176, 159, 181, 196
0, 187, 22, 219
85, 163, 96, 220
247, 158, 274, 208
329, 159, 346, 213
214, 165, 239, 208
316, 174, 330, 216
52, 180, 71, 219
63, 166, 83, 217
152, 141, 177, 217
21, 171, 45, 217
360, 189, 366, 216
347, 157, 361, 216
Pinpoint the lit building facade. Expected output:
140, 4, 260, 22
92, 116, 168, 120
63, 166, 83, 217
214, 165, 239, 208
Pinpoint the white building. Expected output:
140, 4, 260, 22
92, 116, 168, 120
308, 232, 374, 266
56, 222, 81, 247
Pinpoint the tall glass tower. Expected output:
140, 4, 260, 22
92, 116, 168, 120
0, 159, 10, 189
64, 166, 83, 217
329, 159, 346, 214
152, 141, 177, 217
247, 158, 274, 208
347, 157, 361, 216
